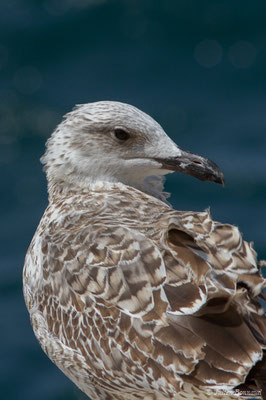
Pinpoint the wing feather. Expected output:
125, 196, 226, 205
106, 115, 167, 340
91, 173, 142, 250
30, 194, 265, 399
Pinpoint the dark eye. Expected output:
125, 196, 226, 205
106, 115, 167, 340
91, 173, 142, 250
114, 128, 130, 141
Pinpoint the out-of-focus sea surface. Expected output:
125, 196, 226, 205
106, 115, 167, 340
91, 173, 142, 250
1, 1, 265, 399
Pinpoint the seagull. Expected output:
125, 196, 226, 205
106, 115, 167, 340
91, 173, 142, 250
23, 101, 266, 400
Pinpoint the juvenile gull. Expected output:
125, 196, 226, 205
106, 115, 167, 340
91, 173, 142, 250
23, 101, 266, 400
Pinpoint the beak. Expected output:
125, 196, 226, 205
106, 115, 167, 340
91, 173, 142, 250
154, 148, 225, 186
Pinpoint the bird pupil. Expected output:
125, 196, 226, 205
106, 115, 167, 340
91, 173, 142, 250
114, 129, 129, 141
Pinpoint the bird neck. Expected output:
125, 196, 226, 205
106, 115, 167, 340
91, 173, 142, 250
46, 174, 171, 205
135, 175, 171, 205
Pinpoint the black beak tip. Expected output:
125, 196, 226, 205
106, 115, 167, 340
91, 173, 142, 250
215, 175, 225, 187
206, 158, 225, 187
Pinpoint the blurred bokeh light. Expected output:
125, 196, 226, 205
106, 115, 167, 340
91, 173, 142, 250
194, 39, 223, 68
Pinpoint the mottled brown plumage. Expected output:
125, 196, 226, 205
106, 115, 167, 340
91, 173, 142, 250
24, 101, 265, 400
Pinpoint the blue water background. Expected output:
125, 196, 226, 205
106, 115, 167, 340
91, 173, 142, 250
1, 1, 265, 399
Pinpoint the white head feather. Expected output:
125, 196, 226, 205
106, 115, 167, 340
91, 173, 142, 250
41, 101, 182, 201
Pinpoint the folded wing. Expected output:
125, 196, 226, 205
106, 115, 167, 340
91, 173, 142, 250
39, 208, 265, 398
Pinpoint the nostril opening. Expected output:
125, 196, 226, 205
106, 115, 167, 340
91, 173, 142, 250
193, 160, 202, 165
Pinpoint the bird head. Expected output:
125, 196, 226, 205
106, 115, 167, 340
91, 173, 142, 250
41, 101, 224, 199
